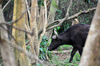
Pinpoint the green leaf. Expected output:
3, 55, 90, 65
27, 46, 30, 50
57, 27, 60, 30
39, 48, 43, 51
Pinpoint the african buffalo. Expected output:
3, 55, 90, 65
48, 24, 90, 62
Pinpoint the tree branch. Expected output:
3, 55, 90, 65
38, 0, 48, 45
38, 0, 73, 35
38, 7, 96, 35
5, 38, 44, 65
25, 0, 31, 19
66, 7, 96, 20
0, 23, 34, 36
0, 25, 18, 44
10, 7, 31, 25
2, 0, 11, 11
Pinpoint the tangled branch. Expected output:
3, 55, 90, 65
5, 38, 44, 65
38, 7, 96, 35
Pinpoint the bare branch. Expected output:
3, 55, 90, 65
65, 0, 72, 18
38, 0, 48, 44
1, 7, 31, 25
66, 7, 96, 20
38, 0, 73, 35
45, 0, 72, 32
25, 40, 29, 46
25, 0, 31, 18
10, 25, 34, 36
0, 25, 18, 44
2, 0, 11, 11
38, 7, 96, 35
5, 38, 44, 65
10, 7, 31, 25
0, 22, 34, 36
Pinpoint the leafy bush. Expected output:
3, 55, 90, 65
39, 36, 52, 60
26, 36, 52, 60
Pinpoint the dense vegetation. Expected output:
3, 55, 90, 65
1, 0, 98, 66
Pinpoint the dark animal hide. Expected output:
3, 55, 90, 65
48, 24, 90, 62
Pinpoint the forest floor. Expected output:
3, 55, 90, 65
46, 46, 80, 66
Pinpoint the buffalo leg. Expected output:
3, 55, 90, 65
78, 48, 83, 56
69, 47, 77, 63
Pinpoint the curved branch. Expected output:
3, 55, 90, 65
5, 38, 44, 65
66, 7, 96, 20
38, 7, 96, 35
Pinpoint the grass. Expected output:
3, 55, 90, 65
34, 45, 80, 66
49, 45, 80, 66
49, 53, 80, 66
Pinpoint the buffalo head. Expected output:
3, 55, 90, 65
48, 29, 62, 51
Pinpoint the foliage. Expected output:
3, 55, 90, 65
27, 36, 52, 60
33, 63, 42, 66
59, 45, 73, 50
39, 36, 52, 60
55, 9, 62, 20
54, 27, 60, 33
81, 16, 90, 24
26, 45, 30, 51
38, 0, 44, 6
0, 59, 3, 65
84, 0, 90, 3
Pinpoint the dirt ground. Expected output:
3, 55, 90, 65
46, 49, 72, 66
46, 48, 80, 66
52, 50, 71, 61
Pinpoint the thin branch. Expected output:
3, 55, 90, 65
66, 7, 96, 20
10, 7, 31, 25
25, 0, 31, 18
0, 23, 42, 64
38, 0, 73, 35
0, 25, 18, 44
25, 24, 37, 56
38, 7, 96, 35
0, 22, 34, 36
45, 0, 72, 33
48, 7, 96, 27
10, 25, 34, 36
25, 40, 29, 45
65, 0, 72, 19
38, 0, 48, 44
48, 0, 72, 28
5, 38, 44, 65
2, 0, 11, 11
1, 7, 31, 25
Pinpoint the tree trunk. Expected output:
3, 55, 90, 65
30, 0, 39, 63
79, 0, 100, 66
12, 0, 30, 66
0, 4, 15, 66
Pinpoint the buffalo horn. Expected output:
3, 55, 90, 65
52, 29, 58, 39
54, 29, 58, 37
